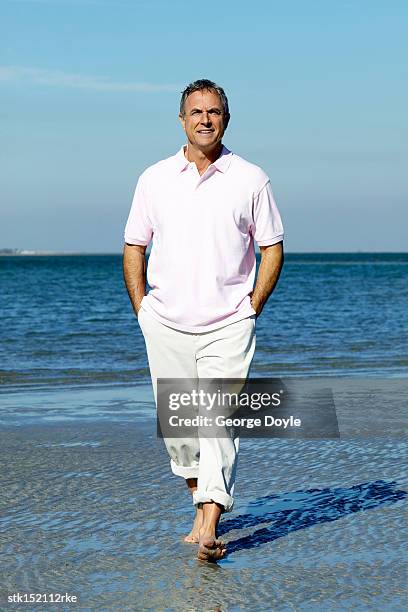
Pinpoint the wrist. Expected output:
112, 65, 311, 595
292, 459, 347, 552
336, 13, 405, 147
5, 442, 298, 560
250, 295, 263, 318
134, 296, 145, 314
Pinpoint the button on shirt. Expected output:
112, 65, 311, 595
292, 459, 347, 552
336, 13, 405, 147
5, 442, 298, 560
124, 145, 284, 333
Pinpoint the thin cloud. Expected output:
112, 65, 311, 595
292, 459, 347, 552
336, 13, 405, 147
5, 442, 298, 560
5, 1, 140, 5
0, 65, 180, 93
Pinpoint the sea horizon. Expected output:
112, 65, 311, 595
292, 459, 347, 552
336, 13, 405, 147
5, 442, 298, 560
1, 249, 408, 256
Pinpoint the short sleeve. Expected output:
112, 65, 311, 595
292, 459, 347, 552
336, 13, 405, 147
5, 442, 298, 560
124, 174, 153, 246
251, 180, 284, 246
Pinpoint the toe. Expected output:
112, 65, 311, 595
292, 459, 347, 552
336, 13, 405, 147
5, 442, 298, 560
184, 534, 199, 543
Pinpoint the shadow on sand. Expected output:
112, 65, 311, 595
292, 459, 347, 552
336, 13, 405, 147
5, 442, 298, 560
219, 479, 406, 555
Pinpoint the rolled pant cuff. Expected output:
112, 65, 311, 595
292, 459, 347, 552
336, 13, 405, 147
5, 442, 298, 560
170, 459, 199, 479
193, 490, 234, 513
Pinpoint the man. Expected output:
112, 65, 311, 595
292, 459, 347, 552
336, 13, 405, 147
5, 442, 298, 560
123, 79, 284, 562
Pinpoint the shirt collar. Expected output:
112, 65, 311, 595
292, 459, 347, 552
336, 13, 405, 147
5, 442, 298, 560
174, 144, 233, 174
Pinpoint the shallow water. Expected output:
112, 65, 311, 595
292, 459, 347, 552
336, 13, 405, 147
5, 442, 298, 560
0, 418, 406, 611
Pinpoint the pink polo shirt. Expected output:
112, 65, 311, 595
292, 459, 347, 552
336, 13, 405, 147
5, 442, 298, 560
124, 145, 284, 332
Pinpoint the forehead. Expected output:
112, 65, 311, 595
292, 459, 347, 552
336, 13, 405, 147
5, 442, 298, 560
184, 89, 223, 111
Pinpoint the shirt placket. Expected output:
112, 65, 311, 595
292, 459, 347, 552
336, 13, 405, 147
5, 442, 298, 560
189, 164, 216, 191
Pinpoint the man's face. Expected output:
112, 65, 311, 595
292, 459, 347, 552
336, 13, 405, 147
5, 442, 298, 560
179, 89, 228, 151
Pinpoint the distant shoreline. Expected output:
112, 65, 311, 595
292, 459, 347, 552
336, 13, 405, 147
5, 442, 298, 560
0, 251, 121, 256
1, 250, 408, 256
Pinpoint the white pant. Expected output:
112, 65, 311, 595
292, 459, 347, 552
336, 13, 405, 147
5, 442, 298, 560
138, 307, 256, 512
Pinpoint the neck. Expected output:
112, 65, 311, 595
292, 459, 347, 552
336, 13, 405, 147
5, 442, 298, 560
184, 142, 223, 175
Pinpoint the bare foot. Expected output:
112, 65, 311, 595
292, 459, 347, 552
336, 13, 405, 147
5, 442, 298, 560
184, 506, 203, 543
197, 534, 226, 562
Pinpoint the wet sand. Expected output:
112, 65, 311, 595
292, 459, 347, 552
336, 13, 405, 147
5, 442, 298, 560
0, 398, 407, 611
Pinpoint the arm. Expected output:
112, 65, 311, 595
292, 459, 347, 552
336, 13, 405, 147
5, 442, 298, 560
123, 243, 147, 316
250, 241, 284, 318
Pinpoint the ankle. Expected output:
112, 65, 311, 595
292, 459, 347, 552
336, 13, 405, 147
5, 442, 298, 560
200, 522, 216, 537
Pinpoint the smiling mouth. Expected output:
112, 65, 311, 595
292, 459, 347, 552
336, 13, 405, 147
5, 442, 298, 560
197, 130, 214, 134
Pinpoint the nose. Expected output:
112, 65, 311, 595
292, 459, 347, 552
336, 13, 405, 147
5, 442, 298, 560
200, 112, 212, 125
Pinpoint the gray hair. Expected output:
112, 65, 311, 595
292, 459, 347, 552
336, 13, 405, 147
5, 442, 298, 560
179, 79, 230, 122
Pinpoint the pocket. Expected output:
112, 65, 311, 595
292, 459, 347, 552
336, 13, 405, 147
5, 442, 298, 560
137, 307, 144, 326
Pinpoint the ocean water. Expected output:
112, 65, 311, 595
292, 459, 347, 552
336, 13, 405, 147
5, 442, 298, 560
0, 253, 408, 388
1, 253, 407, 390
1, 255, 407, 610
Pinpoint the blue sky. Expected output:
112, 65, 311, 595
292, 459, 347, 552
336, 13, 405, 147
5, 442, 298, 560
1, 0, 407, 252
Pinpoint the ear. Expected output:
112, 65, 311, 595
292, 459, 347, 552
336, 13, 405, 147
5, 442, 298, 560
223, 114, 230, 131
179, 113, 186, 131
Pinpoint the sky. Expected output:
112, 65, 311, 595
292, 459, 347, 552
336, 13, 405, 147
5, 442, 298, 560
1, 0, 407, 252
